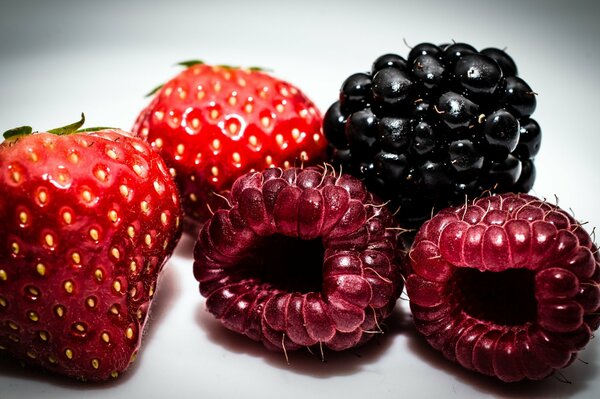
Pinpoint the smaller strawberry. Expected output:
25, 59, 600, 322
0, 115, 183, 381
132, 61, 326, 232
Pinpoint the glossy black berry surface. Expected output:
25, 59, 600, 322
323, 42, 541, 227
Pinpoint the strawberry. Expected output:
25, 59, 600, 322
132, 62, 326, 232
0, 115, 183, 381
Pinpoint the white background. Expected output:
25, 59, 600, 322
1, 0, 599, 398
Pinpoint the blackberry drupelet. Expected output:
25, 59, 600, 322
324, 42, 541, 228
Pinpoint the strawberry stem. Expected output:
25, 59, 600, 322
145, 83, 164, 98
3, 125, 33, 140
77, 126, 116, 132
248, 66, 273, 73
48, 113, 86, 135
2, 113, 115, 140
143, 60, 271, 99
177, 60, 205, 68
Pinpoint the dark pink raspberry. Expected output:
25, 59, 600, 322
405, 193, 600, 382
193, 166, 404, 354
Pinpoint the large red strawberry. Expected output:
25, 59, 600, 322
0, 115, 183, 381
132, 62, 326, 232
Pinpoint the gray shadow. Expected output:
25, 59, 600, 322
403, 319, 599, 398
195, 300, 411, 378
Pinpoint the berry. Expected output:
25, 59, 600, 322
436, 91, 480, 129
373, 68, 414, 106
324, 43, 541, 228
454, 54, 503, 97
516, 118, 541, 159
405, 193, 600, 382
132, 62, 326, 232
441, 43, 477, 67
0, 116, 183, 381
372, 53, 408, 74
448, 139, 484, 173
340, 72, 372, 112
193, 166, 404, 354
411, 54, 445, 91
482, 109, 519, 159
480, 48, 518, 77
407, 43, 443, 65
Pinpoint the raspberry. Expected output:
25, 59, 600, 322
405, 193, 600, 382
193, 166, 404, 354
324, 43, 541, 228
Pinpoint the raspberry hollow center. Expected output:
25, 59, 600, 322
447, 268, 537, 326
235, 234, 325, 293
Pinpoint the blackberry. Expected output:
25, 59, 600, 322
324, 42, 541, 227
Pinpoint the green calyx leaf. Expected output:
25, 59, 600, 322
143, 60, 272, 100
177, 59, 205, 68
247, 66, 273, 73
145, 59, 203, 98
1, 113, 112, 141
215, 64, 272, 73
76, 126, 116, 132
3, 125, 33, 140
48, 113, 86, 135
145, 83, 164, 98
177, 60, 270, 72
217, 64, 237, 69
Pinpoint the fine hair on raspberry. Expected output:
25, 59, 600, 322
405, 193, 600, 382
193, 166, 405, 355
